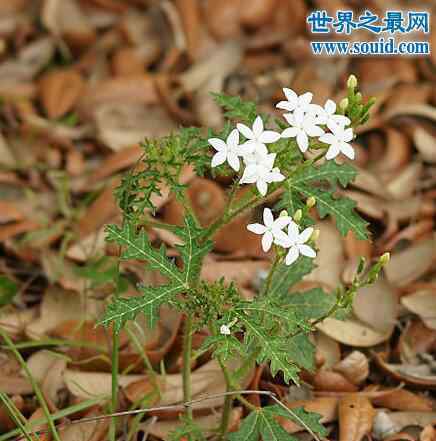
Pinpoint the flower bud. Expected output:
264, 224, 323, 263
220, 324, 231, 335
306, 196, 316, 208
379, 252, 390, 265
355, 92, 362, 103
339, 98, 349, 112
279, 210, 289, 217
293, 209, 302, 222
347, 74, 357, 89
311, 229, 320, 242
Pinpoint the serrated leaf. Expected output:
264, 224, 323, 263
235, 312, 300, 384
287, 334, 316, 372
265, 405, 327, 437
285, 162, 369, 240
199, 335, 246, 361
105, 223, 185, 286
174, 215, 213, 286
228, 410, 260, 441
268, 257, 315, 299
99, 284, 183, 333
212, 93, 257, 123
287, 288, 336, 320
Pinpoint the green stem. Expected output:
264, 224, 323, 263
0, 393, 33, 441
0, 329, 61, 441
109, 331, 119, 441
261, 253, 280, 297
182, 314, 193, 420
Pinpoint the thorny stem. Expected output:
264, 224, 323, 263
182, 313, 194, 421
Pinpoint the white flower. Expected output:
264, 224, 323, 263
240, 152, 285, 196
247, 208, 292, 252
208, 129, 242, 171
275, 223, 316, 266
276, 88, 315, 114
220, 324, 231, 335
281, 109, 324, 153
319, 121, 355, 160
308, 99, 351, 127
237, 116, 280, 156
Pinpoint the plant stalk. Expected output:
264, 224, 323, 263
182, 313, 194, 420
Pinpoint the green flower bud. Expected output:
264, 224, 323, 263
279, 210, 289, 217
355, 92, 362, 103
311, 229, 320, 242
293, 209, 302, 223
347, 74, 358, 89
306, 196, 316, 208
380, 252, 390, 265
339, 98, 349, 112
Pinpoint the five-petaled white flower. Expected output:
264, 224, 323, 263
276, 88, 316, 114
237, 116, 280, 156
240, 152, 285, 196
220, 324, 231, 335
247, 208, 292, 252
309, 99, 351, 128
319, 121, 355, 160
209, 129, 242, 171
281, 109, 324, 153
275, 223, 316, 266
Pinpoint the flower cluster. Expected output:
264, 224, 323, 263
209, 88, 356, 197
247, 208, 316, 266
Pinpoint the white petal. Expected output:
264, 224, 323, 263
259, 130, 280, 144
293, 108, 305, 126
281, 127, 299, 139
298, 227, 313, 244
227, 152, 240, 171
253, 116, 264, 138
211, 150, 227, 167
253, 142, 269, 156
247, 223, 267, 235
273, 217, 292, 230
287, 222, 299, 241
276, 101, 295, 112
257, 180, 268, 196
331, 115, 351, 127
342, 128, 354, 142
220, 325, 231, 335
267, 170, 285, 183
283, 113, 294, 125
340, 142, 355, 160
324, 99, 336, 115
319, 133, 336, 145
237, 123, 254, 140
272, 229, 289, 242
285, 246, 299, 266
240, 165, 258, 183
304, 123, 324, 137
327, 119, 342, 134
283, 88, 297, 103
240, 140, 256, 154
325, 144, 340, 160
227, 128, 239, 148
264, 153, 276, 169
263, 207, 274, 227
299, 92, 313, 107
262, 231, 274, 252
298, 244, 316, 258
307, 103, 324, 116
208, 138, 226, 151
296, 131, 309, 152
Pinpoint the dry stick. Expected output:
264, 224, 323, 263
17, 390, 320, 441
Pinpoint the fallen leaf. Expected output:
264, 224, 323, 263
401, 291, 436, 330
339, 394, 375, 441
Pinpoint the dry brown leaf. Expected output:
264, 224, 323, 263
414, 127, 436, 164
333, 351, 369, 386
372, 389, 433, 412
339, 394, 375, 441
401, 291, 436, 330
0, 306, 36, 339
420, 425, 436, 441
315, 331, 341, 369
386, 163, 423, 200
38, 68, 85, 119
312, 370, 358, 393
384, 237, 436, 287
374, 411, 436, 439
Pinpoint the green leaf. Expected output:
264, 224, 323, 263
105, 223, 185, 286
99, 284, 184, 333
287, 288, 336, 320
286, 334, 315, 372
229, 407, 301, 441
199, 335, 246, 361
174, 215, 213, 286
285, 162, 369, 240
266, 405, 327, 437
211, 93, 257, 123
268, 257, 315, 299
0, 276, 17, 307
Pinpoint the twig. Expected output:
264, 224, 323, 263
13, 389, 321, 441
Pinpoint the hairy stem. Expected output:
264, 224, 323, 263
109, 331, 119, 441
218, 357, 233, 440
261, 253, 280, 297
182, 313, 194, 420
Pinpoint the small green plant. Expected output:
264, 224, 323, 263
99, 75, 387, 440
